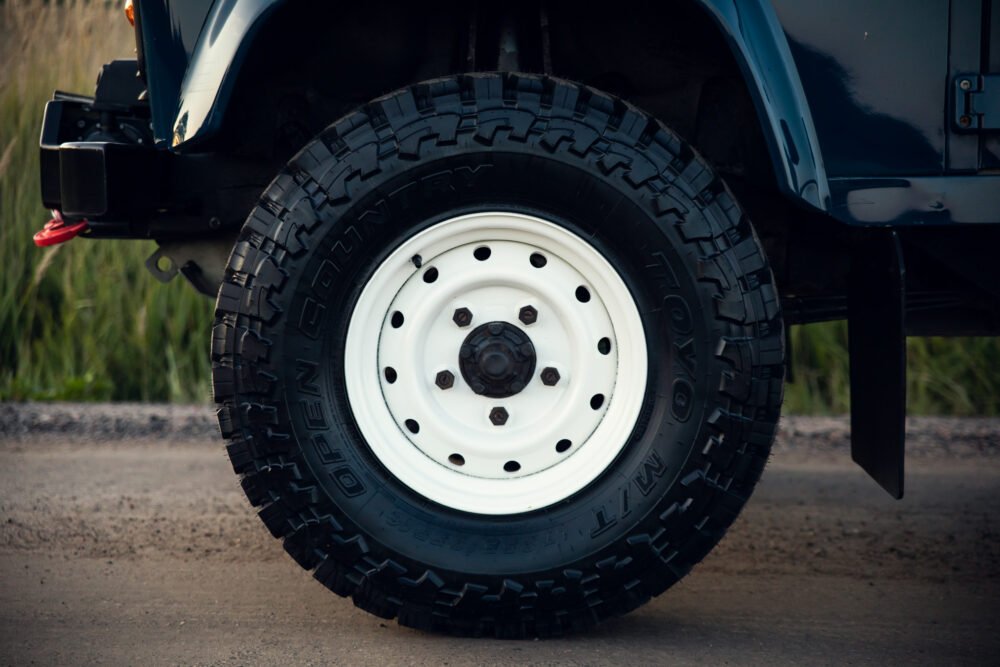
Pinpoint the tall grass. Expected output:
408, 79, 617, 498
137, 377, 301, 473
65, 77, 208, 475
0, 2, 212, 402
783, 322, 1000, 416
1, 2, 998, 413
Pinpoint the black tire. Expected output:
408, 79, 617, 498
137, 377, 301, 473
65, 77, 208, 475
212, 73, 784, 637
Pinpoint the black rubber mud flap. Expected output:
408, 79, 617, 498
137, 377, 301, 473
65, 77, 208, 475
848, 230, 906, 499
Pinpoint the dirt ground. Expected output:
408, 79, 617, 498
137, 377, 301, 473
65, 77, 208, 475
1, 404, 998, 665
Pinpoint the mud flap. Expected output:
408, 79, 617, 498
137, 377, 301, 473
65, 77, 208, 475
848, 230, 906, 499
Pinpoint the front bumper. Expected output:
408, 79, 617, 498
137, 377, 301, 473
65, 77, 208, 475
39, 90, 271, 240
40, 93, 162, 223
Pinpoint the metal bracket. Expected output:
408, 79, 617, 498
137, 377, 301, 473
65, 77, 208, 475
145, 246, 179, 283
954, 74, 1000, 131
145, 236, 237, 298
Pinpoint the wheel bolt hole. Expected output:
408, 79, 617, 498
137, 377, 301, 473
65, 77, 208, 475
590, 393, 605, 410
598, 337, 612, 355
529, 252, 547, 268
448, 453, 465, 466
556, 439, 572, 453
575, 285, 591, 303
423, 267, 439, 283
473, 246, 491, 261
405, 419, 420, 434
384, 367, 397, 384
503, 460, 521, 473
390, 311, 404, 328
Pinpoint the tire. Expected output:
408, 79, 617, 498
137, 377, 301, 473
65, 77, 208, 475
212, 73, 784, 637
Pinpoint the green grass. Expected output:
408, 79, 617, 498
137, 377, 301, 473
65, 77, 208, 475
1, 2, 998, 413
784, 322, 1000, 416
0, 2, 212, 402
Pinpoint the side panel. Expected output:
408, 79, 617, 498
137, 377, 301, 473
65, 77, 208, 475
772, 0, 1000, 226
772, 0, 948, 177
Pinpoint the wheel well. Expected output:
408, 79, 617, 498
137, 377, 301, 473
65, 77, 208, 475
216, 0, 838, 298
220, 2, 768, 178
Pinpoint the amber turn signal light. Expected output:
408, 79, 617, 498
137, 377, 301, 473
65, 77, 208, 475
124, 0, 135, 26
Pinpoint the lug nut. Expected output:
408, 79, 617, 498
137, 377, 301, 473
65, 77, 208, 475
518, 305, 538, 325
453, 307, 473, 327
540, 367, 561, 386
435, 370, 455, 390
489, 407, 509, 425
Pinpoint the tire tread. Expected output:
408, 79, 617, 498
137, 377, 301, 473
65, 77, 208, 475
212, 73, 784, 637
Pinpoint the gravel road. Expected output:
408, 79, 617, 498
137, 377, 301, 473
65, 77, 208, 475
1, 404, 998, 665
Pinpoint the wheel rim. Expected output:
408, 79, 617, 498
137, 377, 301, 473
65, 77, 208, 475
345, 212, 648, 514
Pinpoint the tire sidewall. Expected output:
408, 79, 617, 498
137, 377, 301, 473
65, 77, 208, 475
280, 145, 722, 577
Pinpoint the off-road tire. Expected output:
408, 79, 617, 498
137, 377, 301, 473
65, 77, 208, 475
212, 73, 784, 637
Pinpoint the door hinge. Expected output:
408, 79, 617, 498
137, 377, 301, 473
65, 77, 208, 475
954, 74, 1000, 131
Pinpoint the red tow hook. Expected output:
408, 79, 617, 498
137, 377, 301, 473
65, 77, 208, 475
33, 210, 88, 247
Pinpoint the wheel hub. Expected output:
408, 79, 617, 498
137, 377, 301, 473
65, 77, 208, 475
459, 321, 536, 398
344, 212, 648, 514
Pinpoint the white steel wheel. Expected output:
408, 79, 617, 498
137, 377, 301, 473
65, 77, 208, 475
345, 212, 648, 514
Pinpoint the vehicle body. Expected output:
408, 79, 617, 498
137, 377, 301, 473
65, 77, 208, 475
37, 0, 1000, 635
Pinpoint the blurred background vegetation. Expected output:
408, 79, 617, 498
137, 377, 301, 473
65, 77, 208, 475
1, 2, 998, 413
1, 2, 210, 402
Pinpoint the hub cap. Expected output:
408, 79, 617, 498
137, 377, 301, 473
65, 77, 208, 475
344, 212, 648, 514
459, 321, 536, 398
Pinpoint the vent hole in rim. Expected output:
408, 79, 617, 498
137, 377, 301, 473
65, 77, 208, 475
590, 394, 605, 410
448, 453, 465, 466
390, 311, 404, 328
405, 419, 420, 434
598, 337, 612, 355
384, 367, 397, 383
556, 439, 572, 453
473, 246, 491, 261
503, 460, 521, 473
423, 267, 439, 283
575, 285, 591, 302
529, 252, 547, 268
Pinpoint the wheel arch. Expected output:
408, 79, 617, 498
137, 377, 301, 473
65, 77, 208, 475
165, 0, 828, 213
164, 0, 281, 150
697, 0, 830, 211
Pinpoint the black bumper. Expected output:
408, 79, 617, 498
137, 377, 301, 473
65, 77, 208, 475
40, 94, 163, 221
39, 93, 271, 239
